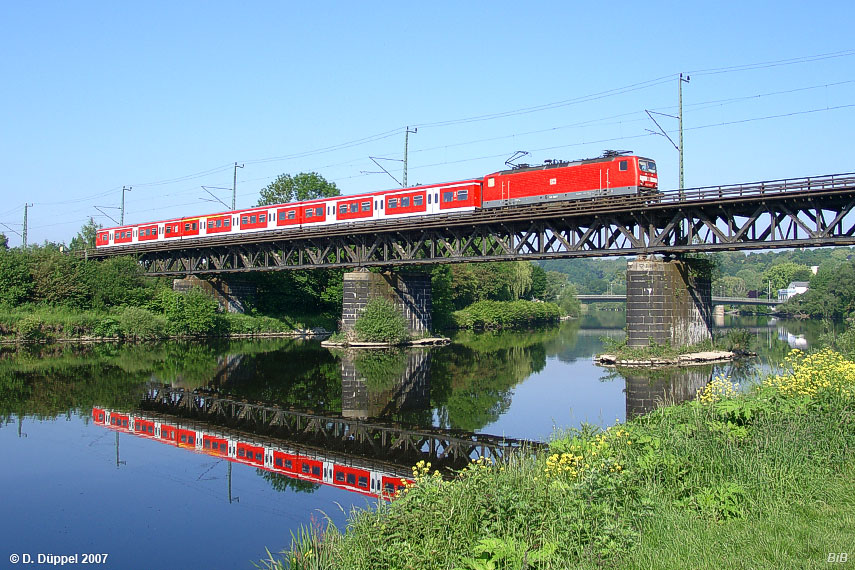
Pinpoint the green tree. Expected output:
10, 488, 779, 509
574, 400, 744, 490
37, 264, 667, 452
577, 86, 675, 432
257, 172, 340, 206
762, 262, 813, 293
70, 218, 100, 250
0, 249, 32, 306
0, 233, 8, 250
529, 263, 547, 300
353, 297, 409, 343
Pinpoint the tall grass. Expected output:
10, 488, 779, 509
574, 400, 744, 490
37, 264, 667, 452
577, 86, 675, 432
263, 349, 855, 569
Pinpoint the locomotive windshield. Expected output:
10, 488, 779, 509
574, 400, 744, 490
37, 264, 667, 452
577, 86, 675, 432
639, 160, 657, 173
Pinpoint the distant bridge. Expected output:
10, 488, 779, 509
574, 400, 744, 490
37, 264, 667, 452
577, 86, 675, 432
577, 294, 782, 306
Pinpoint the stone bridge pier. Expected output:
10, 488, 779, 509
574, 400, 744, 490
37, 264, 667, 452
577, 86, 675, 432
625, 257, 713, 347
173, 275, 257, 313
341, 270, 432, 336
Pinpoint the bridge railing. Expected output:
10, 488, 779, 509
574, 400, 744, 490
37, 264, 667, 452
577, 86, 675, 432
656, 173, 855, 204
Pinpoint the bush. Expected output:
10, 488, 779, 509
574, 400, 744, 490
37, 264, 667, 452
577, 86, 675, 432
116, 306, 168, 340
16, 314, 47, 342
353, 298, 410, 343
452, 300, 560, 329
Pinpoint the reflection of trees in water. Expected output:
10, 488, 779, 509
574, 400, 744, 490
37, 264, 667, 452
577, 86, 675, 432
256, 469, 319, 494
431, 330, 550, 432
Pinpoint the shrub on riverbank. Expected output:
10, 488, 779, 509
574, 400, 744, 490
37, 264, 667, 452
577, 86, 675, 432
265, 348, 855, 569
452, 300, 560, 329
0, 297, 304, 343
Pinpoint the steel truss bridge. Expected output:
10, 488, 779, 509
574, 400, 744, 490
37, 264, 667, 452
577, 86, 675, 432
86, 173, 855, 276
140, 383, 542, 468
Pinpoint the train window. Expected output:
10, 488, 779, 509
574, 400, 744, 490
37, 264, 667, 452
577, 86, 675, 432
285, 460, 292, 469
148, 426, 153, 434
241, 216, 249, 224
350, 203, 358, 213
215, 220, 221, 228
250, 215, 256, 223
238, 449, 245, 457
184, 223, 190, 231
192, 223, 197, 230
153, 228, 157, 235
427, 194, 431, 205
336, 472, 345, 482
254, 452, 262, 462
315, 207, 323, 216
302, 464, 311, 474
401, 197, 410, 207
287, 211, 295, 219
385, 482, 395, 492
619, 160, 628, 171
458, 190, 468, 201
487, 177, 495, 187
442, 191, 453, 203
180, 435, 187, 443
123, 419, 128, 426
312, 466, 321, 476
361, 201, 370, 211
346, 474, 356, 485
204, 440, 210, 448
225, 219, 231, 226
305, 209, 313, 218
414, 195, 423, 206
189, 436, 194, 444
388, 198, 397, 208
339, 204, 347, 214
358, 476, 368, 488
259, 214, 266, 223
275, 457, 282, 467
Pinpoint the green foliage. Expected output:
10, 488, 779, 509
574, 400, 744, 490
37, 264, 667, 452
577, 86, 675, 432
353, 298, 409, 343
268, 348, 855, 569
762, 262, 813, 292
116, 306, 168, 340
353, 350, 409, 391
69, 217, 100, 251
257, 171, 340, 206
452, 300, 560, 329
0, 249, 33, 306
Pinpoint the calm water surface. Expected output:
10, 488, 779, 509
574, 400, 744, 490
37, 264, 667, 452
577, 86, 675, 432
0, 313, 829, 568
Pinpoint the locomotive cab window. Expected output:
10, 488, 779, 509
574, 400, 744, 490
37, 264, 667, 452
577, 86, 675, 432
619, 160, 628, 171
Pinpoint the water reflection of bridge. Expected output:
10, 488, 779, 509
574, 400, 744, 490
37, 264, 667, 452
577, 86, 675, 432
141, 381, 539, 470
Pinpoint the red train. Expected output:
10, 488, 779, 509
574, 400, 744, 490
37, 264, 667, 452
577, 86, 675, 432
92, 407, 413, 500
96, 153, 657, 248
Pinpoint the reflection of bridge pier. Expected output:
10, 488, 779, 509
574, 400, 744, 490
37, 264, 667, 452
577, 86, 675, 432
341, 350, 430, 419
623, 366, 712, 418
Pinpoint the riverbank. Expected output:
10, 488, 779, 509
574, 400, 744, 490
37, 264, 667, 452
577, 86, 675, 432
263, 348, 855, 569
0, 304, 333, 345
595, 350, 745, 367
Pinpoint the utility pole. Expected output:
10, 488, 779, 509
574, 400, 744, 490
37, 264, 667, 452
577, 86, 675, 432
403, 127, 417, 187
678, 73, 690, 190
23, 203, 32, 247
121, 186, 132, 225
232, 162, 244, 210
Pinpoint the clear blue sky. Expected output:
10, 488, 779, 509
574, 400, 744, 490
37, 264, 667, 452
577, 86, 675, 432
1, 1, 853, 246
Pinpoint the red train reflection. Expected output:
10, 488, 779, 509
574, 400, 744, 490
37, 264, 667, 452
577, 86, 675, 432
92, 407, 412, 500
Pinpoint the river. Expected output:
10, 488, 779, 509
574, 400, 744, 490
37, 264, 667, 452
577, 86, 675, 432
0, 313, 831, 568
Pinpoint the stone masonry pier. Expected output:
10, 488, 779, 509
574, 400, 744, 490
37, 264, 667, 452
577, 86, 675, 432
341, 271, 432, 335
626, 257, 712, 347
